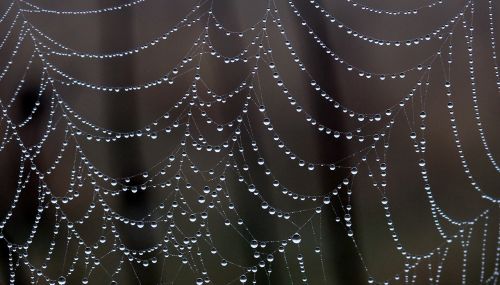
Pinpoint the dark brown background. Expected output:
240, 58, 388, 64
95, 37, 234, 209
0, 0, 499, 284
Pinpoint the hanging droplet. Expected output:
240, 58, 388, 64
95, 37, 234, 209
291, 233, 301, 244
189, 214, 197, 222
248, 184, 256, 193
261, 202, 269, 210
381, 197, 388, 205
351, 167, 358, 175
344, 213, 351, 221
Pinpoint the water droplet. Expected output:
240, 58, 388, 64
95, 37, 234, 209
267, 254, 274, 262
240, 275, 247, 283
248, 184, 256, 193
323, 196, 331, 204
291, 233, 301, 244
344, 213, 351, 221
351, 167, 358, 175
189, 214, 197, 222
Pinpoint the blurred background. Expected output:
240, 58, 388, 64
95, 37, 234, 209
0, 0, 499, 284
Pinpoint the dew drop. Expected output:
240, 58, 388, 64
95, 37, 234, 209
240, 275, 248, 283
291, 233, 301, 244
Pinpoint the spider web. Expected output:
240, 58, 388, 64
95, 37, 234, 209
0, 0, 499, 284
